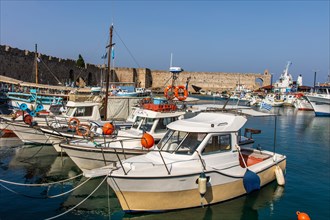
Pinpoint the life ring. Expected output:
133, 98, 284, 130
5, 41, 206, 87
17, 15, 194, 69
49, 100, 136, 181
76, 124, 91, 136
175, 85, 189, 101
68, 118, 80, 130
164, 85, 176, 100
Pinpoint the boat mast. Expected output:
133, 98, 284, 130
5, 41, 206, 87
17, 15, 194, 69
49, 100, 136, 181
35, 44, 38, 84
104, 25, 114, 120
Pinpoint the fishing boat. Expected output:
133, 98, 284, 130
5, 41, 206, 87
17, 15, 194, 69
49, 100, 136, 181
58, 102, 190, 172
305, 85, 330, 116
103, 112, 286, 212
0, 98, 130, 145
262, 94, 284, 107
273, 61, 293, 93
115, 87, 152, 97
292, 93, 313, 111
7, 89, 63, 112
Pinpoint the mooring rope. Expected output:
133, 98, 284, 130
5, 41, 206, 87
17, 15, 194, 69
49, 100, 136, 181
47, 177, 92, 198
44, 174, 109, 220
0, 173, 88, 200
0, 173, 83, 187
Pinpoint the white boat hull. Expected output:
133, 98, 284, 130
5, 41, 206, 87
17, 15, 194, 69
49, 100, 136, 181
293, 99, 313, 111
306, 94, 330, 116
108, 154, 286, 212
60, 142, 150, 172
4, 121, 51, 144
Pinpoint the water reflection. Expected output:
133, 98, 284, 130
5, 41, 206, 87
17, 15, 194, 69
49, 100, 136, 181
1, 144, 79, 183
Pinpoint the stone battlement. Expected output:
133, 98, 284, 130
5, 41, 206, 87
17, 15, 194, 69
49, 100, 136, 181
0, 45, 270, 92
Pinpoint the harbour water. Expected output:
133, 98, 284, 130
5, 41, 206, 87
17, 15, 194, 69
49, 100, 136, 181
0, 107, 329, 220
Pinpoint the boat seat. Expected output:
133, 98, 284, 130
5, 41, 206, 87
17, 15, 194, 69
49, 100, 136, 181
239, 151, 271, 167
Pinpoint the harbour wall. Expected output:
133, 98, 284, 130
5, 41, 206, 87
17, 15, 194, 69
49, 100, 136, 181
0, 45, 271, 92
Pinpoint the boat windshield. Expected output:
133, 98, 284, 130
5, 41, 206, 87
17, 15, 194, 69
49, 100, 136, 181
132, 116, 154, 132
66, 107, 75, 117
159, 129, 207, 154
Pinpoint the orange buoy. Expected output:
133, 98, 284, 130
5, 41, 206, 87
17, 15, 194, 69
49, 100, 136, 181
175, 85, 189, 101
296, 211, 310, 220
102, 122, 115, 135
23, 114, 33, 125
141, 133, 155, 149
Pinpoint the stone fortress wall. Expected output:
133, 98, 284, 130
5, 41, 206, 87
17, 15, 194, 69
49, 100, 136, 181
0, 45, 271, 92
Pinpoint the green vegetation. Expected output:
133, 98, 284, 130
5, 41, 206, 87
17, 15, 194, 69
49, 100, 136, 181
76, 54, 85, 68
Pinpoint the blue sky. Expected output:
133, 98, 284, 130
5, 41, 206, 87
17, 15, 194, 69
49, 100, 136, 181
1, 1, 329, 86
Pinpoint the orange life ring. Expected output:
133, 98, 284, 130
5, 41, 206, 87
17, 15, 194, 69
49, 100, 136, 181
175, 85, 189, 101
68, 118, 80, 130
76, 124, 91, 136
164, 85, 176, 100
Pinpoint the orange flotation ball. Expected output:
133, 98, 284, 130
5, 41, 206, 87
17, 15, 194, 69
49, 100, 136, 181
296, 211, 310, 220
23, 114, 33, 125
102, 122, 115, 135
141, 133, 155, 149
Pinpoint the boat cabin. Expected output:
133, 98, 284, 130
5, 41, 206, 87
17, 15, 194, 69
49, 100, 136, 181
63, 101, 102, 121
129, 108, 187, 141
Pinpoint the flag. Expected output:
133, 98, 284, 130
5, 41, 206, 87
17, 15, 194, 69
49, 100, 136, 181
111, 46, 115, 60
260, 102, 272, 111
36, 57, 41, 62
101, 53, 107, 59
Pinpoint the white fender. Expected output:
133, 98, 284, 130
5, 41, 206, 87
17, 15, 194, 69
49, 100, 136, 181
275, 166, 285, 186
198, 173, 207, 196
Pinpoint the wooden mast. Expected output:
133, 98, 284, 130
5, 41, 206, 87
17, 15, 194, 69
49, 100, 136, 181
104, 25, 114, 120
35, 44, 38, 84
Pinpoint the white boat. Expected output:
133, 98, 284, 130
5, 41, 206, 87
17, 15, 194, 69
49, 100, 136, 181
281, 93, 296, 106
305, 86, 330, 116
1, 99, 131, 145
273, 61, 294, 93
115, 87, 152, 97
37, 100, 133, 149
293, 94, 313, 111
262, 94, 284, 107
101, 112, 286, 212
59, 104, 190, 172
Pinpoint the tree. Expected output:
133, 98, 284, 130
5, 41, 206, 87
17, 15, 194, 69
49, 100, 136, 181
76, 54, 85, 68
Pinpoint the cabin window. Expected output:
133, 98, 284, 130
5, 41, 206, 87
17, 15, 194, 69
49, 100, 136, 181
154, 117, 178, 133
132, 116, 143, 129
66, 107, 75, 116
74, 106, 93, 117
202, 134, 231, 155
175, 132, 207, 155
132, 116, 154, 132
141, 118, 154, 132
159, 130, 207, 154
159, 130, 188, 153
